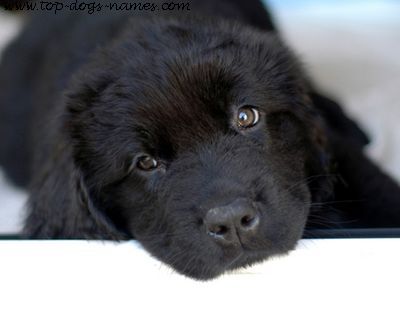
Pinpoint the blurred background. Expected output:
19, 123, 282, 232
0, 0, 399, 234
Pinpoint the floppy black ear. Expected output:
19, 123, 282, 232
304, 91, 364, 223
306, 91, 400, 228
303, 113, 335, 205
23, 128, 126, 239
304, 90, 370, 206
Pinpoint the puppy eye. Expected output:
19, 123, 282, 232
237, 106, 260, 129
136, 155, 158, 171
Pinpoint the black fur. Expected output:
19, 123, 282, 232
1, 0, 399, 279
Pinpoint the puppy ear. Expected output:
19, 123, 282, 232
309, 92, 400, 227
306, 90, 374, 202
23, 134, 126, 239
75, 171, 127, 239
305, 115, 335, 204
304, 89, 374, 203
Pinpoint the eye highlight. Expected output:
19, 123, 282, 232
136, 155, 158, 171
236, 106, 260, 129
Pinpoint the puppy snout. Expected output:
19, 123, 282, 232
204, 200, 259, 245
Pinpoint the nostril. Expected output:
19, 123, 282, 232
240, 213, 259, 231
209, 224, 229, 236
241, 215, 254, 227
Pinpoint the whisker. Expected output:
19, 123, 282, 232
311, 198, 366, 207
284, 173, 338, 196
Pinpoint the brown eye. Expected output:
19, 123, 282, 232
237, 106, 260, 128
136, 156, 158, 171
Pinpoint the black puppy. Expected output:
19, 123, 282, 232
1, 0, 399, 279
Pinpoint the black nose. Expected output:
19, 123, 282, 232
204, 200, 260, 245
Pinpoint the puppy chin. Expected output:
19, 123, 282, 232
175, 248, 289, 280
141, 233, 299, 280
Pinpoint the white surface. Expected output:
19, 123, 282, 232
0, 238, 399, 310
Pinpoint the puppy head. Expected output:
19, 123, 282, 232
66, 18, 332, 279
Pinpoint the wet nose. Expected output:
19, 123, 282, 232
204, 200, 260, 245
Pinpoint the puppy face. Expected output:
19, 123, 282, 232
67, 19, 329, 279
